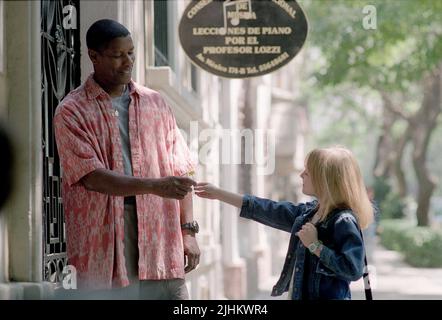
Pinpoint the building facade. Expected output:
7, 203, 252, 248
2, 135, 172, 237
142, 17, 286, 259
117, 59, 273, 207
0, 0, 308, 300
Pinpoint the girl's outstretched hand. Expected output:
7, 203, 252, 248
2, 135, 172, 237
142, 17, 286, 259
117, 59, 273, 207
194, 182, 219, 199
195, 183, 243, 207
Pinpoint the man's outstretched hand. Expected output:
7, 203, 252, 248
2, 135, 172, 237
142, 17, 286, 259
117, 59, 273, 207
152, 176, 196, 200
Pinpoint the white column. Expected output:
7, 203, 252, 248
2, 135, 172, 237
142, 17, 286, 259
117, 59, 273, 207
5, 0, 42, 282
118, 0, 146, 85
0, 0, 7, 284
247, 82, 273, 295
187, 74, 224, 299
218, 79, 247, 299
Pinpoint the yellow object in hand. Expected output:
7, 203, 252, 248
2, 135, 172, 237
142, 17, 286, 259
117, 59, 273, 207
182, 170, 195, 177
187, 170, 195, 176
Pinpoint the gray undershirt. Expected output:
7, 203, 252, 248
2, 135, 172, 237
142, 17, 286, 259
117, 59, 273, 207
112, 87, 137, 283
112, 86, 135, 205
112, 85, 133, 176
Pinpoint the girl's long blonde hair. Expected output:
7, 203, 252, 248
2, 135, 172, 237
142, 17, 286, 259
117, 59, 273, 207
306, 146, 373, 229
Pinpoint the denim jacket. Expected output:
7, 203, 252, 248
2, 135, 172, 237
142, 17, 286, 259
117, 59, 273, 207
240, 194, 366, 300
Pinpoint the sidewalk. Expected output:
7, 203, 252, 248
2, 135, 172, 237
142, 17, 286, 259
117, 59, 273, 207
351, 238, 442, 300
254, 238, 442, 300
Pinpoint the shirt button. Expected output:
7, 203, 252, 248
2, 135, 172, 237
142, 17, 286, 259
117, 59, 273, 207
287, 254, 291, 259
296, 267, 299, 272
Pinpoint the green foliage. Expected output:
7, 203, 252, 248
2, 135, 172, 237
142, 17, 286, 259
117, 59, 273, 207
372, 176, 405, 220
379, 219, 412, 251
299, 0, 442, 90
297, 0, 442, 215
373, 176, 391, 204
380, 192, 406, 220
380, 219, 442, 267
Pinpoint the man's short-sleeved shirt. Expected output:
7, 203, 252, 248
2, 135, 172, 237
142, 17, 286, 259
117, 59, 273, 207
54, 74, 195, 290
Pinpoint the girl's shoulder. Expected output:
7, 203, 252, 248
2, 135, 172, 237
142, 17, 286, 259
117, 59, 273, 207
305, 199, 319, 210
298, 199, 319, 214
296, 200, 319, 221
324, 208, 358, 227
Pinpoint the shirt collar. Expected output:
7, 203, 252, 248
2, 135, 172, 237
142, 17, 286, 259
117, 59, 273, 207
84, 73, 142, 100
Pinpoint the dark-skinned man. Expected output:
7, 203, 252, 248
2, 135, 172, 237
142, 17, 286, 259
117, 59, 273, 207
54, 19, 200, 299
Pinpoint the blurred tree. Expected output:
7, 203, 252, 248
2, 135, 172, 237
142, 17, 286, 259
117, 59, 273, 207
301, 0, 442, 226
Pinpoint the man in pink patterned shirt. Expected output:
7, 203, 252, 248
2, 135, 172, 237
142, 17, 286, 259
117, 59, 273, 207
54, 19, 200, 299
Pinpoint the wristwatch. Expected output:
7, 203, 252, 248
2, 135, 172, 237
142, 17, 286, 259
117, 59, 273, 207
308, 240, 322, 254
181, 220, 199, 234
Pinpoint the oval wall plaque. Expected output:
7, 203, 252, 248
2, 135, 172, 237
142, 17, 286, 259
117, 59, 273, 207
178, 0, 308, 78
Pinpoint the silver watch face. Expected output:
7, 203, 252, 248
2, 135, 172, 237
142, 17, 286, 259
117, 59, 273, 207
183, 221, 199, 233
308, 243, 317, 252
192, 221, 199, 233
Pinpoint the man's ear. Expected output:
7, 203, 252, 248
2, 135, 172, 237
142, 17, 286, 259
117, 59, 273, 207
88, 49, 99, 65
